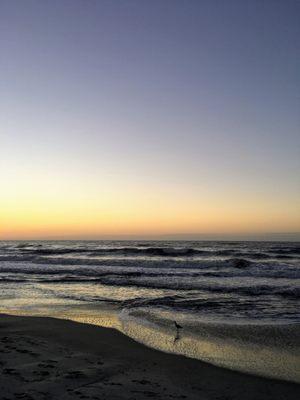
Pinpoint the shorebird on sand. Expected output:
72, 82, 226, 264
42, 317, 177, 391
173, 321, 183, 344
174, 321, 183, 330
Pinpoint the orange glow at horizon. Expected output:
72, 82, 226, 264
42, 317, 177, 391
1, 163, 299, 240
1, 191, 299, 240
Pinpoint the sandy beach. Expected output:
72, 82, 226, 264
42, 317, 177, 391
0, 314, 299, 400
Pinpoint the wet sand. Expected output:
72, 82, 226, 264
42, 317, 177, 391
0, 314, 299, 400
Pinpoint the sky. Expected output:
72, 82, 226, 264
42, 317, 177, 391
0, 0, 299, 240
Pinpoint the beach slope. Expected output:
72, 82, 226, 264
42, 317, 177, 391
0, 314, 299, 400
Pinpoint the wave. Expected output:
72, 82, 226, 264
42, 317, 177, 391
29, 269, 297, 300
2, 262, 298, 300
0, 277, 27, 283
1, 256, 299, 283
17, 246, 214, 257
2, 274, 299, 300
270, 247, 300, 255
5, 245, 297, 258
0, 253, 256, 266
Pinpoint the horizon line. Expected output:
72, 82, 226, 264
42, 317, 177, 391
1, 232, 300, 242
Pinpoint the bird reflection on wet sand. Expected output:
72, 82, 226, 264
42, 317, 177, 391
174, 320, 183, 344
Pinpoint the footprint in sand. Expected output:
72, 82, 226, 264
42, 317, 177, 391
65, 370, 86, 379
14, 393, 35, 400
3, 368, 20, 376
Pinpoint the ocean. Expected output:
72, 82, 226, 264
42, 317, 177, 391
1, 240, 299, 381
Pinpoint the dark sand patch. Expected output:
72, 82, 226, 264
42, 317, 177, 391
0, 314, 299, 399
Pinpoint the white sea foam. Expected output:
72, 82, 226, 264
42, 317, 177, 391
118, 309, 300, 383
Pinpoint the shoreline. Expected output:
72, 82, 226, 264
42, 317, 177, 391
3, 305, 299, 383
0, 313, 299, 400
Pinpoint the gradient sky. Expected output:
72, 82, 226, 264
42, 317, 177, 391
1, 0, 299, 240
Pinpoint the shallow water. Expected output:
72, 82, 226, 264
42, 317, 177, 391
1, 240, 299, 381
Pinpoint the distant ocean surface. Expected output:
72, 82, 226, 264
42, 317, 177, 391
1, 240, 300, 381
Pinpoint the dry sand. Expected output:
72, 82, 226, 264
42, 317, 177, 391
0, 314, 299, 400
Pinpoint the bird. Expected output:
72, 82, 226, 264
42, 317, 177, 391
174, 321, 183, 330
173, 321, 183, 344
